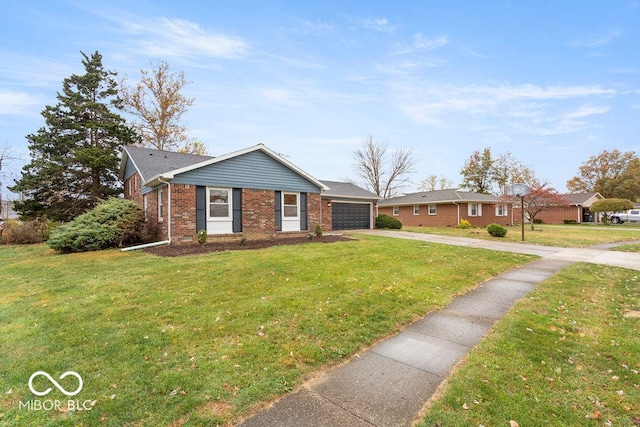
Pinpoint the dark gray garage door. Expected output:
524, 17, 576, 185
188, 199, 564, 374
332, 203, 370, 230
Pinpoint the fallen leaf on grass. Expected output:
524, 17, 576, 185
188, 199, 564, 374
510, 420, 520, 427
588, 409, 602, 420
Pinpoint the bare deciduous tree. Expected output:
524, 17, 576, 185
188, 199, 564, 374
120, 60, 200, 153
418, 174, 455, 191
0, 145, 21, 218
352, 136, 415, 198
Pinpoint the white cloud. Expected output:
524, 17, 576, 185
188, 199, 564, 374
0, 89, 42, 115
289, 19, 335, 36
561, 104, 611, 120
392, 33, 447, 55
122, 17, 248, 59
412, 34, 447, 51
569, 30, 621, 47
536, 119, 593, 136
392, 83, 618, 132
361, 17, 395, 33
257, 88, 300, 106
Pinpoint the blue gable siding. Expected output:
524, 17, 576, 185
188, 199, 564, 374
171, 150, 321, 193
123, 157, 138, 181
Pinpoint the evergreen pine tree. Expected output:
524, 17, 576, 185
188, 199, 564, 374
11, 51, 138, 221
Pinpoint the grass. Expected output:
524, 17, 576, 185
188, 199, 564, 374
0, 235, 534, 426
418, 263, 640, 427
613, 243, 640, 253
405, 223, 640, 248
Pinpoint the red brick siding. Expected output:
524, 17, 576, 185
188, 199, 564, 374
512, 206, 588, 224
378, 203, 512, 228
171, 184, 197, 242
307, 192, 322, 233
123, 172, 143, 206
321, 199, 332, 232
242, 188, 276, 238
124, 174, 167, 240
124, 181, 324, 242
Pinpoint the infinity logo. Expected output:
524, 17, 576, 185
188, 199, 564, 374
28, 371, 83, 397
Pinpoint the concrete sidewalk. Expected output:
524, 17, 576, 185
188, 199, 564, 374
237, 232, 639, 427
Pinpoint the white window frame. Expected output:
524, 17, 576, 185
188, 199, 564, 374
496, 204, 507, 217
283, 192, 300, 219
207, 187, 232, 220
428, 204, 437, 215
468, 203, 482, 217
143, 194, 148, 219
158, 189, 164, 221
392, 206, 400, 216
413, 205, 420, 215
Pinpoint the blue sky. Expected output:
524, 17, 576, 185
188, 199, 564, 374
1, 1, 639, 199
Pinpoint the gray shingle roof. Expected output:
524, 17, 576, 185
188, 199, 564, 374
123, 145, 213, 182
378, 189, 501, 206
320, 180, 380, 200
559, 192, 603, 205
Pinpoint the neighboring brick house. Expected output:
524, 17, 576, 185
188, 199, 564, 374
512, 192, 605, 224
378, 189, 513, 228
119, 145, 378, 243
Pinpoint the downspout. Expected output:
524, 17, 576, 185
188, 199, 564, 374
319, 193, 323, 232
121, 240, 171, 251
158, 177, 172, 243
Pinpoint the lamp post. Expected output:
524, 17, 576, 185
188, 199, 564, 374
507, 184, 530, 242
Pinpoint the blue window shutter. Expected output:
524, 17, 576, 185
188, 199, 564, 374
233, 188, 242, 233
275, 191, 282, 231
300, 192, 307, 230
196, 186, 206, 232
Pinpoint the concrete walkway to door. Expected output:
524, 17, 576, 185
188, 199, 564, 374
237, 231, 639, 427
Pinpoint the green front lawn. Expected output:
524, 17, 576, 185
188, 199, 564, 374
0, 236, 534, 426
418, 263, 640, 426
406, 224, 640, 248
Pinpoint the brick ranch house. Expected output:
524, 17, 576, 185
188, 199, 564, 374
512, 192, 605, 224
378, 189, 513, 228
119, 144, 379, 243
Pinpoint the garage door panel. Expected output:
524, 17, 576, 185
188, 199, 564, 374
332, 203, 370, 230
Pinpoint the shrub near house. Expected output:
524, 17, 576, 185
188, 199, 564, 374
48, 198, 145, 253
375, 214, 402, 229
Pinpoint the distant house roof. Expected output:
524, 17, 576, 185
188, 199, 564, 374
378, 188, 503, 206
559, 192, 604, 206
320, 180, 380, 200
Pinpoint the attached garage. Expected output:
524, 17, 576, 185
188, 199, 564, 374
320, 180, 380, 231
332, 202, 371, 230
